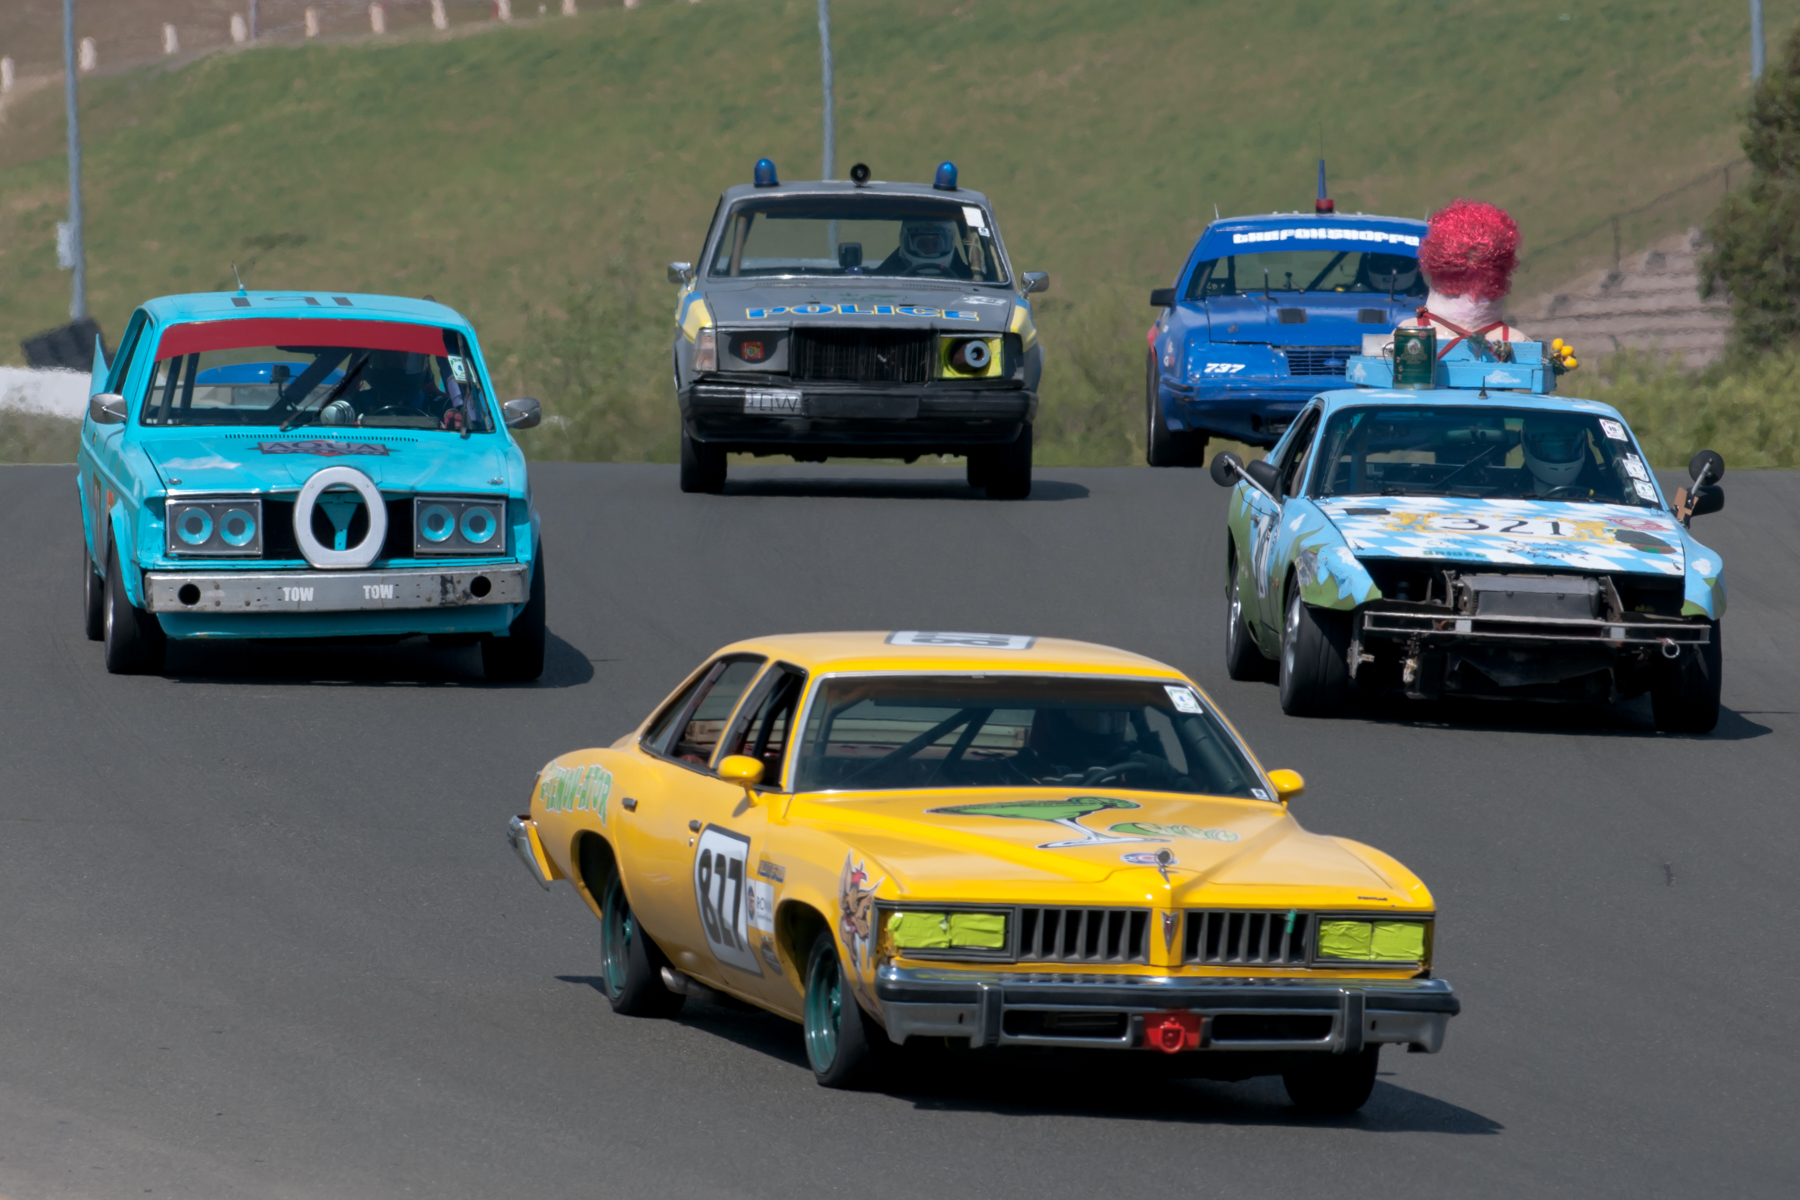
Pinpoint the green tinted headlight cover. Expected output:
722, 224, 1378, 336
887, 911, 1006, 950
1317, 919, 1427, 961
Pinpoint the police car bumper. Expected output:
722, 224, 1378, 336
874, 965, 1457, 1053
682, 382, 1036, 451
141, 564, 529, 613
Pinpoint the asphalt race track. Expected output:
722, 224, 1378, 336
2, 461, 1796, 1199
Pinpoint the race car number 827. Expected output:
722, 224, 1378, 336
694, 826, 763, 975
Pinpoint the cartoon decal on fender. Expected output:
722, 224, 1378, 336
838, 854, 884, 973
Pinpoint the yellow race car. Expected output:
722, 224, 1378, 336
507, 631, 1458, 1112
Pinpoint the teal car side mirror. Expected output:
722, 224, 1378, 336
88, 393, 127, 424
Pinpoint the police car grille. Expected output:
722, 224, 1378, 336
1285, 347, 1358, 376
1017, 907, 1150, 965
1182, 910, 1312, 965
791, 328, 934, 384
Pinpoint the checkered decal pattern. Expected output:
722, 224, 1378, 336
1318, 498, 1686, 576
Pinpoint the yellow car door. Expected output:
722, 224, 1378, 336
613, 654, 765, 967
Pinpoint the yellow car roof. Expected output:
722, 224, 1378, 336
710, 631, 1185, 678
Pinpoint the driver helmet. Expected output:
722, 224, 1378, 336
1522, 416, 1590, 490
898, 219, 961, 272
361, 350, 432, 406
1361, 252, 1420, 294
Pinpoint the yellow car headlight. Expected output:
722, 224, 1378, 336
1316, 919, 1428, 962
886, 910, 1006, 951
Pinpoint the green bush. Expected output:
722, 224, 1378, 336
1585, 350, 1800, 469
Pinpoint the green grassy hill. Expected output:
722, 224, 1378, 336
0, 0, 1789, 464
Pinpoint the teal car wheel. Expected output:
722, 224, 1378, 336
595, 866, 684, 1018
802, 929, 888, 1089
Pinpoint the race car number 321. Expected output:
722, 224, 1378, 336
694, 826, 763, 975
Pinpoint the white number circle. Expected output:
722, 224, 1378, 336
293, 465, 388, 569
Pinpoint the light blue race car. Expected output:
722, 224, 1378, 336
1209, 338, 1728, 732
77, 291, 546, 678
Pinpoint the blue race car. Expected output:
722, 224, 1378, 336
77, 291, 547, 678
1146, 183, 1426, 465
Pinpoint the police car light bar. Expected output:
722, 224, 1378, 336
754, 158, 779, 188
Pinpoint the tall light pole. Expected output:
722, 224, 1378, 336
62, 0, 86, 321
817, 0, 835, 180
1751, 0, 1766, 80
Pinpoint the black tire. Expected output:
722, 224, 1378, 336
83, 542, 105, 641
985, 423, 1033, 500
1146, 351, 1207, 467
1651, 620, 1722, 733
679, 426, 726, 494
1224, 551, 1272, 681
596, 865, 687, 1018
965, 450, 992, 490
102, 542, 165, 675
1278, 583, 1349, 716
802, 929, 891, 1089
481, 546, 547, 682
1283, 1046, 1380, 1115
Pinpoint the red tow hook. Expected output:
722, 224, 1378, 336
1143, 1011, 1202, 1054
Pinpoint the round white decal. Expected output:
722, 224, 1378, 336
293, 465, 388, 569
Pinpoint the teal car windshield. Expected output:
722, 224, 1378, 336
139, 321, 493, 432
793, 675, 1262, 796
1311, 406, 1660, 507
709, 197, 1006, 283
1188, 250, 1425, 299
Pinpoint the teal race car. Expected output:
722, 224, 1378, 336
77, 291, 546, 678
1209, 341, 1727, 732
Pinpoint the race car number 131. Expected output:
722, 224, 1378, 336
694, 826, 763, 974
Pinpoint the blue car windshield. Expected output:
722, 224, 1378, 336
1311, 406, 1661, 507
1189, 250, 1424, 299
139, 322, 493, 432
792, 674, 1263, 797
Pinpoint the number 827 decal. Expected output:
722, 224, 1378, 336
694, 826, 769, 975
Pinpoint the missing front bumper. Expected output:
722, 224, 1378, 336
874, 966, 1457, 1053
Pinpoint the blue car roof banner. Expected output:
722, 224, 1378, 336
1194, 215, 1426, 262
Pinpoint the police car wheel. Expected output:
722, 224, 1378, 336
102, 542, 165, 675
985, 424, 1032, 500
1278, 584, 1349, 716
680, 427, 727, 494
481, 548, 546, 682
1225, 551, 1272, 681
965, 450, 992, 489
83, 546, 105, 641
1650, 620, 1722, 734
1283, 1046, 1380, 1115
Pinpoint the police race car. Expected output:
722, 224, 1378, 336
667, 160, 1047, 498
1147, 177, 1426, 465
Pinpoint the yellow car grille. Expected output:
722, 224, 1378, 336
1182, 909, 1312, 966
1017, 907, 1150, 965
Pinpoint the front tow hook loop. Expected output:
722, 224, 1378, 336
1660, 638, 1681, 659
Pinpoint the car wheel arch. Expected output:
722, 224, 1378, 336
774, 899, 832, 980
573, 831, 620, 920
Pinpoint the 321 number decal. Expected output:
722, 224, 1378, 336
694, 826, 763, 975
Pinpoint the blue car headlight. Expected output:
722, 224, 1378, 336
413, 497, 506, 556
165, 498, 262, 558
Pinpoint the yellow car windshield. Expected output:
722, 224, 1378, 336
793, 675, 1263, 797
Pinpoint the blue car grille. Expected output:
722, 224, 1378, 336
1284, 346, 1359, 376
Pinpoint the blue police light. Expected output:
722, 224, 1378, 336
753, 158, 779, 188
1315, 158, 1334, 214
933, 161, 958, 190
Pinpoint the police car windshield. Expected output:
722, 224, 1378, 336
792, 675, 1264, 797
1312, 406, 1660, 507
709, 197, 1007, 283
1189, 250, 1426, 299
138, 322, 492, 432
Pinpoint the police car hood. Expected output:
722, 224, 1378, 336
140, 432, 510, 495
1317, 495, 1687, 576
700, 278, 1014, 331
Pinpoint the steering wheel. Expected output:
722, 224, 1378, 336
1082, 760, 1150, 787
1539, 485, 1590, 499
905, 263, 950, 277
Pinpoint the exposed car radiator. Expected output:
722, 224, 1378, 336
1016, 907, 1151, 965
1182, 909, 1312, 965
790, 328, 934, 384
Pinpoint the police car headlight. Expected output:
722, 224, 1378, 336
413, 497, 506, 556
166, 499, 262, 558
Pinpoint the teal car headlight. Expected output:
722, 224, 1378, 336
413, 497, 506, 556
165, 498, 262, 558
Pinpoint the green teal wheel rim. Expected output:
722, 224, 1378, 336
803, 944, 842, 1073
600, 875, 632, 998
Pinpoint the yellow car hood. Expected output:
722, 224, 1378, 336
786, 788, 1420, 907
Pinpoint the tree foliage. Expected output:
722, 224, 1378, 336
1703, 25, 1800, 355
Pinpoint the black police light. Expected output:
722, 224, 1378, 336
754, 158, 779, 188
933, 161, 958, 190
849, 162, 871, 186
